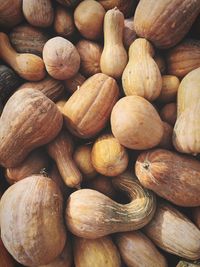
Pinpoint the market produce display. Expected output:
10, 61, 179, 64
0, 0, 200, 266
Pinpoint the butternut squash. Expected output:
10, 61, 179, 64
158, 75, 180, 103
122, 38, 162, 101
100, 7, 127, 79
0, 32, 46, 81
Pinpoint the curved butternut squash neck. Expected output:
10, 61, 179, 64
129, 38, 155, 59
0, 32, 17, 60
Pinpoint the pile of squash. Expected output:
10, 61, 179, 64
0, 0, 200, 266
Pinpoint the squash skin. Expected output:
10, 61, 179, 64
0, 88, 63, 168
134, 0, 200, 49
135, 149, 200, 207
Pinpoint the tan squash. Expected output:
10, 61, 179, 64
176, 261, 200, 267
173, 101, 200, 155
157, 75, 180, 103
39, 239, 73, 267
86, 175, 116, 199
91, 133, 129, 176
74, 0, 105, 40
74, 144, 97, 180
154, 54, 166, 75
177, 67, 200, 117
0, 88, 63, 168
111, 96, 164, 150
64, 72, 86, 94
122, 38, 162, 101
0, 32, 46, 81
0, 0, 23, 29
0, 238, 15, 267
158, 122, 173, 150
134, 0, 200, 49
5, 148, 49, 184
22, 0, 54, 28
160, 102, 177, 126
66, 172, 156, 238
100, 7, 127, 79
9, 23, 49, 57
56, 99, 67, 112
167, 39, 200, 78
193, 207, 200, 229
76, 40, 102, 77
135, 149, 200, 207
73, 236, 121, 267
43, 37, 80, 80
54, 5, 75, 38
47, 129, 82, 189
116, 231, 168, 267
144, 202, 200, 260
0, 175, 66, 266
123, 17, 137, 49
63, 73, 119, 138
18, 75, 65, 102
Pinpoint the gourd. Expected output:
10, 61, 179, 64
177, 67, 200, 117
91, 133, 129, 176
111, 96, 164, 150
18, 75, 65, 102
66, 172, 156, 238
43, 37, 80, 80
74, 144, 97, 180
9, 23, 49, 56
166, 39, 200, 78
76, 40, 103, 77
144, 202, 200, 260
176, 261, 200, 267
54, 5, 75, 38
158, 122, 173, 150
116, 231, 168, 267
160, 102, 177, 126
63, 73, 119, 139
5, 148, 49, 184
0, 65, 21, 105
123, 17, 137, 49
134, 0, 200, 49
22, 0, 54, 28
0, 175, 67, 266
173, 101, 200, 155
135, 149, 200, 207
0, 0, 23, 29
64, 72, 86, 94
157, 75, 180, 103
73, 236, 121, 267
0, 32, 46, 81
47, 130, 82, 189
74, 0, 105, 40
100, 7, 127, 79
0, 238, 15, 267
0, 88, 63, 168
122, 38, 162, 101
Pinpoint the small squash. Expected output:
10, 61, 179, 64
76, 40, 103, 77
91, 133, 129, 176
18, 75, 65, 102
123, 17, 137, 50
63, 73, 119, 139
66, 172, 156, 238
134, 0, 200, 49
100, 7, 127, 79
160, 102, 177, 126
74, 144, 97, 180
64, 72, 86, 94
0, 32, 46, 81
144, 202, 200, 260
158, 122, 173, 150
74, 0, 105, 40
22, 0, 54, 28
73, 236, 121, 267
0, 88, 63, 168
47, 130, 82, 189
167, 39, 200, 78
157, 75, 180, 103
116, 231, 168, 267
0, 175, 67, 266
111, 96, 164, 150
43, 37, 80, 80
122, 38, 162, 101
5, 148, 49, 184
9, 23, 49, 56
135, 149, 200, 207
